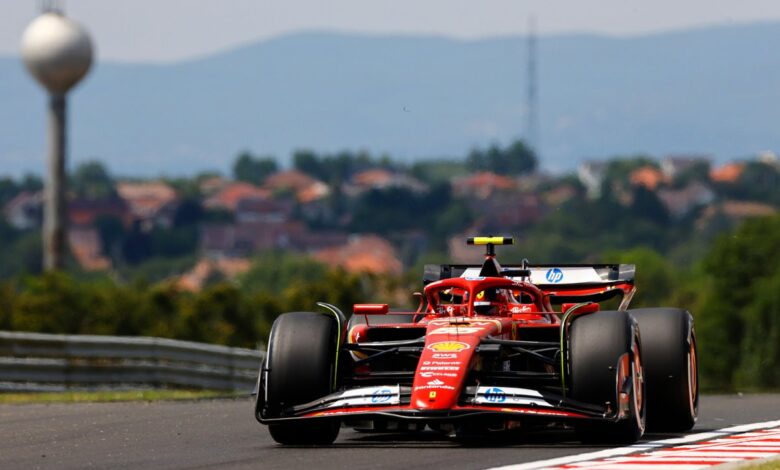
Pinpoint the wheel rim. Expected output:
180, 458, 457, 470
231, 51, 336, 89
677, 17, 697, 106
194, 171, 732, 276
631, 338, 646, 432
687, 337, 698, 417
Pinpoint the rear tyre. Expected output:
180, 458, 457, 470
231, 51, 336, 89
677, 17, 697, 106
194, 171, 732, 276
570, 310, 645, 444
630, 308, 698, 432
265, 312, 340, 445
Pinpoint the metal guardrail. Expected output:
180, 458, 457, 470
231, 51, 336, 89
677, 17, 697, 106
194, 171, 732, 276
0, 331, 264, 392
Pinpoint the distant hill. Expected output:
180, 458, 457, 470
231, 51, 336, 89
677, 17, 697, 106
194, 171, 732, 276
3, 24, 780, 176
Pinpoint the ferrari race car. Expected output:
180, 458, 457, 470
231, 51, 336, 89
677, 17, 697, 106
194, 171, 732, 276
254, 237, 698, 445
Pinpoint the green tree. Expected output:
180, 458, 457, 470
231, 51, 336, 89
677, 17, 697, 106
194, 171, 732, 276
348, 183, 459, 235
293, 149, 387, 183
94, 215, 126, 259
0, 281, 16, 330
13, 272, 88, 333
232, 152, 278, 185
0, 177, 20, 207
604, 247, 678, 308
630, 186, 669, 224
292, 149, 325, 180
240, 252, 329, 293
735, 271, 780, 388
0, 232, 42, 280
466, 139, 537, 175
697, 215, 780, 390
71, 161, 116, 200
672, 161, 711, 188
20, 174, 44, 192
409, 159, 468, 184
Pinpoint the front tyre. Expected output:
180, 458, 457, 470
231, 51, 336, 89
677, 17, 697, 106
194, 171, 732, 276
569, 310, 646, 444
264, 312, 340, 445
630, 308, 698, 432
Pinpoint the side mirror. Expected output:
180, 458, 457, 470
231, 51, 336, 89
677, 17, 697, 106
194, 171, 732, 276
413, 292, 425, 313
353, 304, 389, 315
562, 303, 599, 315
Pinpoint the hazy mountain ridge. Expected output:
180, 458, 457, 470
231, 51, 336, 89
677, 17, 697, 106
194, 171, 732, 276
3, 23, 780, 176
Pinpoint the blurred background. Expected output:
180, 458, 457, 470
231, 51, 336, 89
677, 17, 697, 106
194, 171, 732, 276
1, 1, 779, 391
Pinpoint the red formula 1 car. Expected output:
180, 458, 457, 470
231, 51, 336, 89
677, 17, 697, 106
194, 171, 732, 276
254, 237, 698, 445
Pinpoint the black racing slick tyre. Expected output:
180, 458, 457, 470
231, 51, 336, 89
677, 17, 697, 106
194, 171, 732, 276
265, 312, 340, 445
630, 308, 698, 432
569, 310, 646, 444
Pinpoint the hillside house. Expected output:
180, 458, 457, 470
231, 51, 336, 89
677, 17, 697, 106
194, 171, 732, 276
116, 181, 179, 230
204, 182, 270, 212
656, 181, 715, 219
344, 169, 428, 196
709, 162, 745, 183
263, 170, 330, 203
577, 161, 608, 199
452, 172, 517, 199
313, 235, 402, 276
68, 198, 131, 227
629, 166, 667, 190
3, 191, 42, 230
661, 155, 711, 180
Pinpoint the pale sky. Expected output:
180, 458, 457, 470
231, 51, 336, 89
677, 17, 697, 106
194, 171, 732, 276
2, 0, 780, 63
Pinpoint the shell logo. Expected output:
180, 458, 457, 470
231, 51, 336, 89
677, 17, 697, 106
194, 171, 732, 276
427, 341, 470, 352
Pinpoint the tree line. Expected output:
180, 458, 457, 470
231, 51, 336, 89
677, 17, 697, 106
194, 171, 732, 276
0, 215, 778, 391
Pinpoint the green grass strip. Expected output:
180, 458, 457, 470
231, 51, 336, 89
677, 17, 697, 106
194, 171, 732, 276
739, 457, 780, 470
0, 389, 242, 405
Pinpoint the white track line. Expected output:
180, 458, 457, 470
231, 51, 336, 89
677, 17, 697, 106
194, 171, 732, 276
485, 420, 780, 470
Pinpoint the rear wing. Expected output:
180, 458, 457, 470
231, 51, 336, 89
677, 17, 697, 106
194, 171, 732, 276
424, 263, 636, 306
424, 263, 635, 285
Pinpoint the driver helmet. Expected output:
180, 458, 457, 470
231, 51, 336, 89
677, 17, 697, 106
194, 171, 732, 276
474, 288, 500, 315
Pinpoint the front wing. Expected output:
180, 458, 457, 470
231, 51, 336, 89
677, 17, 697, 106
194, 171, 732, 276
256, 384, 616, 424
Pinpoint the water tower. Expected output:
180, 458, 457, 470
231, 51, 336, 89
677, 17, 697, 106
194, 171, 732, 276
21, 6, 93, 271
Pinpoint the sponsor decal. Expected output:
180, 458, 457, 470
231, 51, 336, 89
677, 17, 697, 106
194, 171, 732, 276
432, 353, 457, 359
510, 305, 533, 314
421, 366, 460, 371
430, 327, 482, 335
371, 388, 393, 403
328, 385, 401, 408
414, 384, 455, 391
422, 361, 462, 366
427, 341, 470, 352
419, 371, 458, 378
429, 318, 471, 326
484, 387, 506, 403
427, 379, 445, 386
545, 268, 564, 283
464, 276, 485, 281
348, 326, 362, 342
474, 386, 552, 407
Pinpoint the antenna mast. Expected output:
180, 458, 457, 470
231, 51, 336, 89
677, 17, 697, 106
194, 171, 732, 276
40, 0, 63, 13
527, 16, 539, 156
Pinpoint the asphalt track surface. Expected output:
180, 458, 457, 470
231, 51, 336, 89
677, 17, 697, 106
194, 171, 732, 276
0, 394, 778, 470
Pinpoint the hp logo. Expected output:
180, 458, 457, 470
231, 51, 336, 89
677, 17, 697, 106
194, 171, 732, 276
545, 268, 564, 283
484, 387, 506, 403
371, 388, 393, 403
